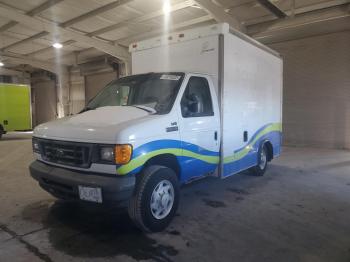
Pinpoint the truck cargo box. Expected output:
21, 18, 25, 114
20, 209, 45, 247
0, 83, 32, 137
130, 23, 283, 177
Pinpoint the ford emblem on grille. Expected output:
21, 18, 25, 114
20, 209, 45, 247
55, 148, 65, 157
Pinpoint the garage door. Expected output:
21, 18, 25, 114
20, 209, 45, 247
32, 80, 57, 126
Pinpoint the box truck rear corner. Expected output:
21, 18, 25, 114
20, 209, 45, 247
0, 83, 32, 139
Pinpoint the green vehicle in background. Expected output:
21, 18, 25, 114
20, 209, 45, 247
0, 83, 32, 139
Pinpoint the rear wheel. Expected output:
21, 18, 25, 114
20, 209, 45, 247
128, 165, 179, 232
0, 125, 3, 140
250, 144, 268, 176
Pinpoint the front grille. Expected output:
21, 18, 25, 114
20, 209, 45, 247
39, 139, 92, 168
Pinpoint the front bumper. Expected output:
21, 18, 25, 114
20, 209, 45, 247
29, 160, 135, 205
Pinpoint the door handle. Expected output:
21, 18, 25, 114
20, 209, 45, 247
243, 131, 248, 142
214, 131, 218, 141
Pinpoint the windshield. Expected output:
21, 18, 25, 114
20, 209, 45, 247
86, 73, 185, 114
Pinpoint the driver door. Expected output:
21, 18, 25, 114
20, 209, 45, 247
177, 75, 220, 181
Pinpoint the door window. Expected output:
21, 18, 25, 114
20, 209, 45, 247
181, 77, 214, 118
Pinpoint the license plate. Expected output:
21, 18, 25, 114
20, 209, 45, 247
78, 186, 103, 203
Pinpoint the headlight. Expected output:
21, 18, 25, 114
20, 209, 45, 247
32, 138, 40, 153
100, 147, 115, 162
115, 144, 132, 164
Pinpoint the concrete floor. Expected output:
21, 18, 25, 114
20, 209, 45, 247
1, 132, 350, 262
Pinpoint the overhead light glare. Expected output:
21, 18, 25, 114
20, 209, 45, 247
52, 42, 63, 49
191, 4, 201, 9
0, 62, 4, 67
163, 0, 171, 14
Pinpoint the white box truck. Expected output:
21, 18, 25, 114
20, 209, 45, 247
29, 23, 282, 232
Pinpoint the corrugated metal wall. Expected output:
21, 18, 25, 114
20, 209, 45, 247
269, 31, 350, 149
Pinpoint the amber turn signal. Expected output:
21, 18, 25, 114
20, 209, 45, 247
115, 144, 132, 164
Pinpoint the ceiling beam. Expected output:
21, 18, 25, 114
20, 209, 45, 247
0, 21, 18, 33
1, 31, 49, 52
87, 0, 195, 37
193, 0, 245, 31
28, 14, 214, 62
244, 0, 350, 26
0, 52, 67, 74
0, 0, 63, 33
26, 40, 75, 56
244, 0, 349, 27
26, 0, 64, 16
257, 0, 287, 18
0, 67, 30, 77
0, 4, 130, 61
23, 0, 133, 57
47, 47, 101, 65
60, 0, 133, 28
248, 4, 350, 43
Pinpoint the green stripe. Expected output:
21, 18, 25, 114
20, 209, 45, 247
116, 122, 281, 175
223, 123, 281, 164
116, 148, 219, 175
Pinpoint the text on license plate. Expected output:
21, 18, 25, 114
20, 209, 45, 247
78, 186, 103, 203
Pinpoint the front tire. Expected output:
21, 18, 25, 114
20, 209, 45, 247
250, 144, 268, 176
128, 165, 179, 232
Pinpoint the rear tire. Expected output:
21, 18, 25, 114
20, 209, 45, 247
250, 144, 268, 176
0, 125, 3, 140
128, 165, 179, 232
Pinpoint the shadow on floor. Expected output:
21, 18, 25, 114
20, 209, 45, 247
20, 172, 260, 261
22, 200, 178, 261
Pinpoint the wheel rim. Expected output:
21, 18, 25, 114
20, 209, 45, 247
150, 180, 175, 220
259, 148, 267, 170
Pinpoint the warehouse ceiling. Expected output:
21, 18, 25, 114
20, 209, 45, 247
0, 0, 349, 74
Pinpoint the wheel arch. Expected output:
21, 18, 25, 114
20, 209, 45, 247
262, 140, 273, 161
143, 153, 181, 180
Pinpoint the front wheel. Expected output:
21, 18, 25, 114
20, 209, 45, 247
250, 144, 268, 176
128, 165, 179, 232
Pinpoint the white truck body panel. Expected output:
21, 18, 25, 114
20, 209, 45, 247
131, 24, 228, 92
221, 33, 283, 176
130, 23, 283, 178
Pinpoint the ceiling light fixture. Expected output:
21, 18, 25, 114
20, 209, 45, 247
52, 42, 63, 49
163, 0, 171, 14
0, 62, 4, 67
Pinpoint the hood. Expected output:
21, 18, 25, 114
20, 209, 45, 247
34, 106, 150, 143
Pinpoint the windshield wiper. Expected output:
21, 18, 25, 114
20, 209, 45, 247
130, 105, 156, 114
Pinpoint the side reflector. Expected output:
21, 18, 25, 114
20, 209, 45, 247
115, 144, 132, 164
